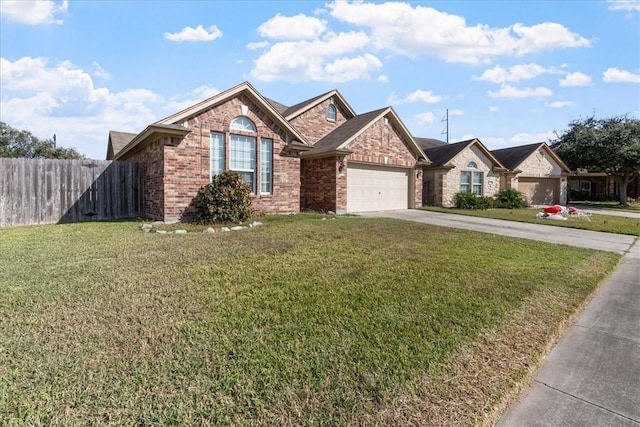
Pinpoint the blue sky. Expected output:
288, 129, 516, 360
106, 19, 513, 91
1, 0, 639, 160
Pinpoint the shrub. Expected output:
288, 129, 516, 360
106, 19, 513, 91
494, 188, 526, 209
196, 171, 252, 223
453, 191, 489, 209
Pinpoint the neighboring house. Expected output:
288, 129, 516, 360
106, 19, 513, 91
567, 172, 640, 201
491, 142, 570, 206
416, 138, 505, 207
107, 81, 428, 222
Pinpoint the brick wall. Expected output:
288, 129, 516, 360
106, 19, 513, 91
301, 157, 340, 212
289, 98, 349, 144
120, 138, 165, 220
127, 93, 301, 222
346, 117, 422, 207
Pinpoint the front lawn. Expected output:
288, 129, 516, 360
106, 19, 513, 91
0, 215, 620, 425
421, 206, 640, 236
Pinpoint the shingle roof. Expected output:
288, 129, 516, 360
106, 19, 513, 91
491, 142, 542, 170
282, 90, 335, 118
107, 130, 136, 159
264, 97, 288, 115
310, 108, 388, 154
415, 137, 447, 150
423, 139, 476, 166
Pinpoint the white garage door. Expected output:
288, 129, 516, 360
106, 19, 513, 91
347, 163, 409, 212
519, 178, 559, 205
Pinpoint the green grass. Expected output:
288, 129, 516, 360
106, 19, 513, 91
570, 200, 640, 212
421, 206, 640, 236
0, 215, 621, 425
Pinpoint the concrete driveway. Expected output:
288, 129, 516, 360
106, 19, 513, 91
357, 209, 637, 254
358, 209, 640, 426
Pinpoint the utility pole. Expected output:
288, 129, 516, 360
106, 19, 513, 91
441, 108, 449, 143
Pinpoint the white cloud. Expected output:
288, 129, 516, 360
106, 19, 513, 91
323, 54, 382, 82
92, 62, 110, 79
327, 1, 591, 64
607, 0, 640, 11
509, 131, 556, 145
449, 109, 464, 116
475, 63, 549, 83
164, 85, 221, 112
546, 100, 576, 108
603, 67, 640, 83
559, 72, 592, 86
0, 0, 68, 25
0, 56, 166, 160
489, 106, 500, 112
488, 84, 553, 98
250, 31, 372, 82
163, 25, 222, 42
377, 74, 389, 82
416, 112, 437, 124
389, 89, 442, 104
247, 41, 270, 50
258, 13, 327, 40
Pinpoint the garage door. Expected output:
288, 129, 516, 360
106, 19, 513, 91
347, 163, 409, 212
518, 178, 559, 205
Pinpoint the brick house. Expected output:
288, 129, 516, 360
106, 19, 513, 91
107, 82, 428, 222
416, 138, 505, 207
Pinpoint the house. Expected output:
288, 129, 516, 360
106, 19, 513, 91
107, 82, 428, 222
567, 172, 640, 202
491, 142, 570, 206
416, 138, 505, 206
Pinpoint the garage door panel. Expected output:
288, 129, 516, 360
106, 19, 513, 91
347, 164, 409, 212
519, 178, 558, 205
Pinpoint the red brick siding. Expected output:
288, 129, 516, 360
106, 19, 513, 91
301, 157, 344, 212
120, 138, 165, 220
289, 99, 349, 144
346, 117, 422, 207
130, 93, 301, 222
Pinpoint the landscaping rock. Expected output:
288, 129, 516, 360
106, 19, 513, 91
141, 223, 153, 230
221, 227, 231, 232
174, 229, 187, 234
204, 227, 215, 233
156, 230, 168, 234
250, 221, 263, 227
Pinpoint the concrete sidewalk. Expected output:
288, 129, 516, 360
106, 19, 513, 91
358, 209, 639, 426
497, 239, 640, 426
358, 209, 636, 254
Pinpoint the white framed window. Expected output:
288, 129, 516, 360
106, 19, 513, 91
580, 180, 591, 193
230, 116, 256, 132
570, 180, 580, 191
230, 134, 256, 193
210, 132, 224, 178
460, 171, 471, 192
472, 172, 483, 195
260, 138, 273, 194
326, 104, 336, 121
467, 161, 477, 169
460, 171, 483, 195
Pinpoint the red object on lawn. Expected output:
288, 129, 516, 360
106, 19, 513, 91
543, 205, 564, 214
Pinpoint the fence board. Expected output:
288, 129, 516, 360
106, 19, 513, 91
0, 158, 142, 227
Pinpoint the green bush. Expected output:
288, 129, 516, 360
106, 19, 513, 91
494, 188, 526, 209
453, 191, 490, 209
196, 171, 252, 223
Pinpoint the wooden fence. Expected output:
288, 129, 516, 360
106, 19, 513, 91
0, 158, 143, 227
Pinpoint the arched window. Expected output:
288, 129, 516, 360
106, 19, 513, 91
467, 161, 477, 169
230, 116, 256, 132
326, 104, 336, 121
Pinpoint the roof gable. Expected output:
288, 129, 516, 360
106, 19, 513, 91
283, 89, 356, 121
106, 130, 136, 160
306, 107, 427, 161
492, 142, 570, 172
425, 138, 505, 169
156, 81, 307, 144
415, 137, 447, 150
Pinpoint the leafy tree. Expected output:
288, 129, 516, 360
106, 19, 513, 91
552, 116, 640, 205
0, 121, 84, 159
